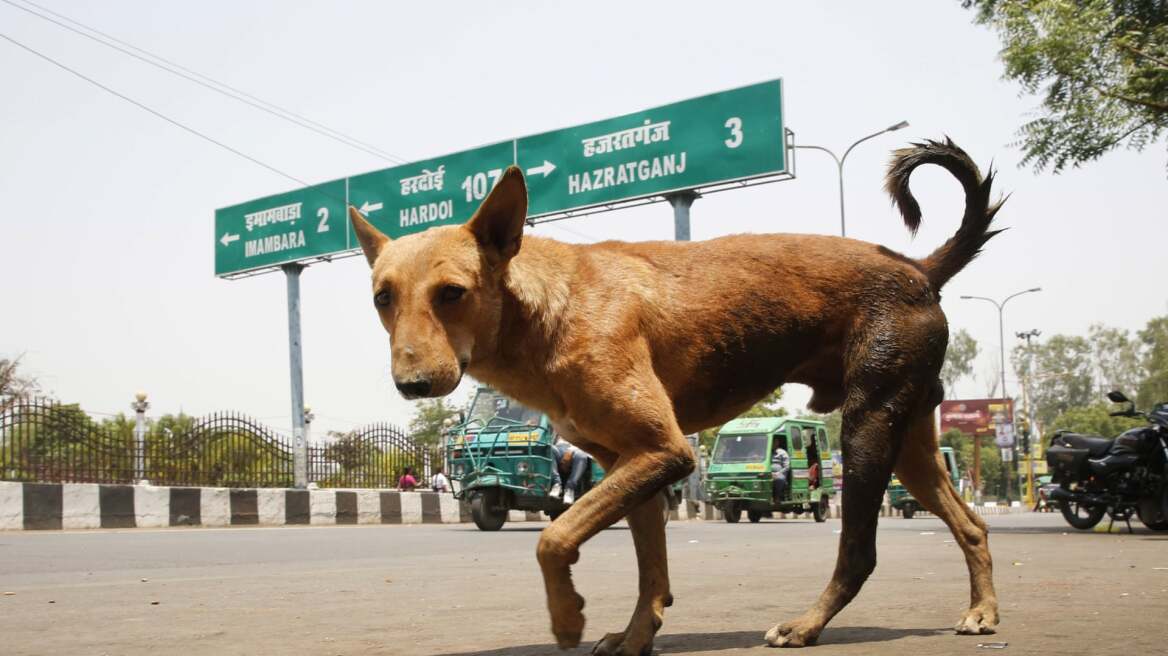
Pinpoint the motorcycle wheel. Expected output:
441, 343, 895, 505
1136, 487, 1168, 531
1060, 499, 1106, 530
902, 503, 916, 519
747, 509, 763, 523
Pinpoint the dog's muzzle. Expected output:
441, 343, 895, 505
395, 379, 432, 398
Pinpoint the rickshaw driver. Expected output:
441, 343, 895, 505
550, 438, 593, 506
771, 440, 791, 502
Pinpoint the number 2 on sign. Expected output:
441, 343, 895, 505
724, 117, 743, 148
461, 168, 504, 202
317, 207, 329, 233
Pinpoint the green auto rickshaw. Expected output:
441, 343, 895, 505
447, 386, 679, 530
887, 446, 959, 518
704, 417, 836, 523
446, 386, 594, 530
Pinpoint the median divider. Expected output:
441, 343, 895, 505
2, 480, 860, 530
0, 481, 568, 531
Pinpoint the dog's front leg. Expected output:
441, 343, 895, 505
591, 493, 672, 656
537, 442, 692, 652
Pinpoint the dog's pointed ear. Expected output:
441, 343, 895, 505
465, 166, 527, 264
349, 206, 389, 267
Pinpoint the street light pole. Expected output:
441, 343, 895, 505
961, 287, 1042, 503
795, 120, 909, 237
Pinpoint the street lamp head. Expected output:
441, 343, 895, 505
134, 391, 148, 403
959, 295, 973, 299
1027, 287, 1042, 293
887, 120, 910, 132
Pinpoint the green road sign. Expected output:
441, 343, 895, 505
214, 179, 347, 277
216, 80, 787, 278
348, 141, 514, 240
517, 80, 785, 218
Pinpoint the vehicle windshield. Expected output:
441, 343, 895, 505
467, 389, 543, 427
713, 433, 769, 464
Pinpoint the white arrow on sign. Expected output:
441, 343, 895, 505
527, 160, 557, 178
220, 232, 239, 247
359, 200, 383, 213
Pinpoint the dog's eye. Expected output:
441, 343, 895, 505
374, 291, 392, 307
438, 285, 465, 304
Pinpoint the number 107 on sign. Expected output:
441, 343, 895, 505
460, 168, 503, 202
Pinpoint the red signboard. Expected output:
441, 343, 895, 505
939, 399, 1014, 436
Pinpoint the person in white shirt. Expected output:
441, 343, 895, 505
771, 444, 791, 502
430, 467, 450, 493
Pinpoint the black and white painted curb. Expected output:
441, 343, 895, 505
0, 482, 1022, 530
0, 482, 715, 530
0, 482, 473, 530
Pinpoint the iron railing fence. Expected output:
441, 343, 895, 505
0, 398, 428, 489
307, 421, 432, 489
0, 398, 135, 484
146, 411, 296, 488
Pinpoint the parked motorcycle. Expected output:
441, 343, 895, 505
1046, 391, 1168, 531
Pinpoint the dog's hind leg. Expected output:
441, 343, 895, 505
894, 413, 998, 635
766, 392, 903, 647
590, 493, 671, 656
764, 304, 957, 650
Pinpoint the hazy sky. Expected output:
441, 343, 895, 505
2, 1, 1165, 436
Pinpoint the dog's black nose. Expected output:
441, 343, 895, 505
395, 379, 432, 397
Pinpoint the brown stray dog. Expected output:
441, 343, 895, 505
349, 138, 1003, 652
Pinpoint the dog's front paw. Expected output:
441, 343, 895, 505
955, 605, 999, 635
551, 592, 586, 649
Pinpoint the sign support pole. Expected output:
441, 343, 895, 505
283, 263, 308, 488
667, 191, 697, 242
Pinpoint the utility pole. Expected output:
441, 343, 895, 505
283, 262, 308, 488
961, 287, 1041, 502
667, 191, 697, 242
793, 120, 909, 237
1017, 329, 1041, 504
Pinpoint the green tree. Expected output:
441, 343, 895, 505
942, 329, 980, 394
1013, 334, 1094, 426
1048, 402, 1145, 436
1089, 323, 1144, 396
965, 0, 1168, 172
1138, 316, 1168, 406
408, 397, 459, 447
0, 355, 40, 414
323, 431, 378, 472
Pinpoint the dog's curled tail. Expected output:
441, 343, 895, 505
884, 138, 1006, 290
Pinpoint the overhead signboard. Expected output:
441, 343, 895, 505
518, 79, 785, 217
347, 141, 514, 241
939, 399, 1015, 437
215, 79, 788, 278
214, 179, 347, 277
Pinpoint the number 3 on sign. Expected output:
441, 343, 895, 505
724, 117, 743, 149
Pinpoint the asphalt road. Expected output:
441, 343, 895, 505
1, 513, 1166, 656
